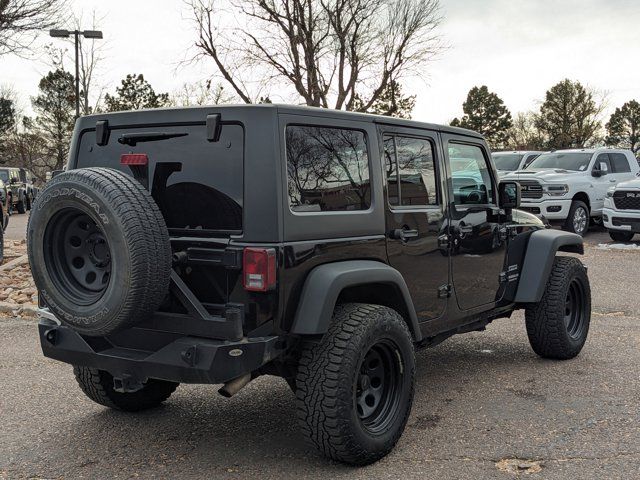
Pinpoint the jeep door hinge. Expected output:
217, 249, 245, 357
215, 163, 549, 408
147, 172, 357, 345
438, 284, 452, 298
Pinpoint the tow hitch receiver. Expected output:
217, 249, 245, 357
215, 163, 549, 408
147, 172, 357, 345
113, 374, 144, 393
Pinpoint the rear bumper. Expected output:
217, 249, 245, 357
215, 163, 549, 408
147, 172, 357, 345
38, 316, 283, 384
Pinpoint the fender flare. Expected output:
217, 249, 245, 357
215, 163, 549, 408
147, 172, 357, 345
290, 260, 422, 341
514, 229, 584, 303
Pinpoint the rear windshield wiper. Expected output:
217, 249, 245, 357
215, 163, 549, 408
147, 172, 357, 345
117, 132, 188, 147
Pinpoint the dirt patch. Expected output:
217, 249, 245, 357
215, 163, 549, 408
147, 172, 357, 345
496, 458, 543, 475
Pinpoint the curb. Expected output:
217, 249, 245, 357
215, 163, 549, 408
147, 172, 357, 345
0, 301, 38, 317
0, 254, 29, 272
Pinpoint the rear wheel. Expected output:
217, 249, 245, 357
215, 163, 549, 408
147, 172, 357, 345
564, 200, 589, 236
16, 196, 26, 214
296, 303, 415, 465
525, 257, 591, 359
73, 366, 178, 412
609, 230, 634, 242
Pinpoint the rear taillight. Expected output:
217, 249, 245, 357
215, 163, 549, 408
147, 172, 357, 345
243, 248, 276, 292
120, 153, 149, 165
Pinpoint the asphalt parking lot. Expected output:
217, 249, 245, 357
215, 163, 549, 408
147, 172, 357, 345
1, 213, 639, 479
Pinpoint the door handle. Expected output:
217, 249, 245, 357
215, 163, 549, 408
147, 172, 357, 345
391, 228, 419, 241
609, 179, 617, 183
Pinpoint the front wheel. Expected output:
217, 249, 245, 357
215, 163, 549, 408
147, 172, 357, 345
296, 303, 415, 465
564, 200, 589, 236
525, 257, 591, 360
73, 366, 178, 412
16, 196, 26, 214
609, 230, 634, 242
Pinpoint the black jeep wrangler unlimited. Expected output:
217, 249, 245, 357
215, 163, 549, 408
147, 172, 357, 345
28, 105, 590, 465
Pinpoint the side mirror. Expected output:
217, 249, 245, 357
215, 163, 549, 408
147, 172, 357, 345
9, 177, 18, 185
499, 181, 521, 210
592, 162, 608, 177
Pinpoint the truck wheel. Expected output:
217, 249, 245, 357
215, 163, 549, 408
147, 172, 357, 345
296, 303, 415, 465
73, 366, 178, 412
27, 168, 171, 336
525, 257, 591, 360
16, 196, 26, 214
564, 200, 589, 236
609, 230, 634, 242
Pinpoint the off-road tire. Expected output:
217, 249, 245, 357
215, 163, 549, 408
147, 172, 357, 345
27, 167, 172, 336
609, 230, 634, 242
16, 196, 26, 214
296, 303, 415, 466
564, 200, 589, 236
525, 257, 591, 360
73, 366, 178, 412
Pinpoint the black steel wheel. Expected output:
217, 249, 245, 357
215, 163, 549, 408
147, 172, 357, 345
525, 257, 591, 359
27, 167, 171, 336
564, 277, 587, 340
356, 340, 404, 435
296, 303, 415, 465
43, 209, 112, 305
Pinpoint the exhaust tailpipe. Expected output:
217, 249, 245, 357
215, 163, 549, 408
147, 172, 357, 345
218, 374, 252, 398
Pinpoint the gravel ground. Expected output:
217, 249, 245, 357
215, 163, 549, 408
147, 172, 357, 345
1, 218, 639, 479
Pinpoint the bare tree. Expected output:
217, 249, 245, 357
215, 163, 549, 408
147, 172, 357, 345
184, 0, 442, 112
0, 0, 68, 57
171, 79, 236, 106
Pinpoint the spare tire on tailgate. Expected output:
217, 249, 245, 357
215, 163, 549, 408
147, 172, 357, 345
27, 167, 171, 336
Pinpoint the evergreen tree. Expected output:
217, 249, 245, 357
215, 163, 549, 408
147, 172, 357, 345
352, 81, 416, 119
32, 69, 76, 171
104, 74, 170, 112
450, 86, 512, 147
606, 100, 640, 156
535, 79, 602, 149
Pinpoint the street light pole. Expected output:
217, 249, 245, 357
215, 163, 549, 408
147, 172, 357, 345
73, 30, 80, 118
50, 29, 103, 119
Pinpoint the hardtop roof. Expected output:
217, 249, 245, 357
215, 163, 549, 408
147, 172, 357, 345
78, 103, 483, 140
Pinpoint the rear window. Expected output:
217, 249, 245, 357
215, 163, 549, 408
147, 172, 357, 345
285, 125, 371, 212
76, 124, 244, 233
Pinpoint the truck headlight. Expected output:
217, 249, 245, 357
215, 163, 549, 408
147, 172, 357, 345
543, 184, 569, 196
606, 187, 615, 198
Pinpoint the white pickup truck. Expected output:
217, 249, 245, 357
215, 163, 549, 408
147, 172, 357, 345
603, 177, 640, 241
502, 149, 640, 236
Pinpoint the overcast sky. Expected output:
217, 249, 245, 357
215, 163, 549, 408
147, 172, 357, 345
1, 0, 639, 124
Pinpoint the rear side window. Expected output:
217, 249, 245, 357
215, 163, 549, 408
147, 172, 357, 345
286, 125, 371, 212
77, 124, 244, 233
610, 153, 631, 173
383, 135, 438, 206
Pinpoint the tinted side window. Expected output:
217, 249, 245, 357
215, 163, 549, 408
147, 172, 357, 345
448, 143, 495, 205
610, 153, 631, 173
384, 135, 437, 206
286, 125, 371, 212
